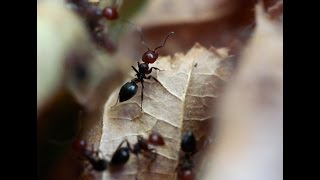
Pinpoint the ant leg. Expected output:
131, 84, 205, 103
91, 144, 99, 158
144, 148, 157, 170
150, 149, 157, 163
82, 162, 92, 175
132, 66, 139, 74
116, 139, 134, 153
134, 154, 141, 180
140, 81, 144, 112
77, 155, 87, 162
171, 161, 183, 180
146, 75, 160, 83
147, 67, 163, 74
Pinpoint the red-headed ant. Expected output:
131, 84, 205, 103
72, 138, 131, 173
113, 29, 174, 111
72, 139, 109, 172
116, 132, 165, 169
67, 0, 120, 52
72, 132, 165, 175
175, 131, 197, 180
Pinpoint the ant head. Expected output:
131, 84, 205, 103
148, 131, 165, 146
103, 6, 119, 20
178, 169, 194, 180
72, 139, 87, 152
139, 29, 174, 64
178, 158, 194, 180
142, 50, 158, 64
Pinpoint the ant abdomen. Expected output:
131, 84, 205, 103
119, 81, 138, 102
110, 147, 130, 166
92, 159, 109, 172
181, 131, 197, 154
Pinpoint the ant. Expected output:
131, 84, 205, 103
113, 29, 174, 111
175, 131, 197, 180
72, 139, 109, 172
68, 0, 119, 21
116, 131, 165, 169
67, 0, 120, 52
72, 138, 132, 173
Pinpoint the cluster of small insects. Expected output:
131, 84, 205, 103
113, 28, 175, 111
67, 0, 120, 52
72, 131, 165, 176
65, 4, 202, 179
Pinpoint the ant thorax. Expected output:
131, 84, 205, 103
138, 62, 149, 74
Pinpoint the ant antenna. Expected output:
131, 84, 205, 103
154, 32, 174, 52
118, 19, 151, 50
47, 110, 84, 145
137, 26, 150, 50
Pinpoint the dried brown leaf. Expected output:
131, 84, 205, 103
98, 43, 233, 180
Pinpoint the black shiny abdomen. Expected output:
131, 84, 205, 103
92, 159, 108, 171
110, 147, 130, 166
181, 131, 197, 154
119, 81, 138, 102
